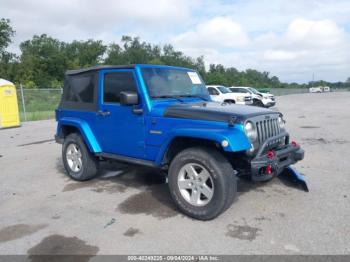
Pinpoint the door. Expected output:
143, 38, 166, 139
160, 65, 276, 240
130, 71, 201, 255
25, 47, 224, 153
0, 86, 20, 128
207, 87, 221, 102
93, 70, 145, 158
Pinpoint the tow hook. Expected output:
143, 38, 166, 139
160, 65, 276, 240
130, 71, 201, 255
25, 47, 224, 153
282, 166, 309, 192
266, 150, 275, 175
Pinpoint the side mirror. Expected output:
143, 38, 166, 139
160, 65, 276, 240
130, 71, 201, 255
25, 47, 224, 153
120, 91, 139, 105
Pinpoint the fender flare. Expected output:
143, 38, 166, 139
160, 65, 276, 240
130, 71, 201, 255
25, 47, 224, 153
154, 126, 251, 165
56, 117, 101, 153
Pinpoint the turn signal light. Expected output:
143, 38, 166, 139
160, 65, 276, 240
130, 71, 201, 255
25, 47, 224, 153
291, 140, 298, 147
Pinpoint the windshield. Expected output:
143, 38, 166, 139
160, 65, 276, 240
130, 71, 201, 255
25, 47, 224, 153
141, 68, 209, 100
217, 86, 231, 94
248, 87, 260, 94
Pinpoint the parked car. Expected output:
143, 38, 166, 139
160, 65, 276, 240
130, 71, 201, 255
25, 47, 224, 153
230, 86, 276, 108
309, 86, 330, 93
207, 85, 253, 105
55, 64, 304, 220
309, 87, 322, 93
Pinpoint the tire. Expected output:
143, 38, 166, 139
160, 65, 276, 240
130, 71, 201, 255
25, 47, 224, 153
62, 133, 99, 181
253, 99, 264, 107
168, 146, 237, 220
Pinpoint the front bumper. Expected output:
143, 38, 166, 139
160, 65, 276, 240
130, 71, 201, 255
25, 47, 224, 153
250, 133, 304, 181
263, 100, 276, 107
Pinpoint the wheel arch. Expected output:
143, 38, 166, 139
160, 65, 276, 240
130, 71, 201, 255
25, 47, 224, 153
224, 99, 236, 104
253, 98, 262, 103
56, 117, 101, 153
160, 136, 222, 166
155, 127, 251, 166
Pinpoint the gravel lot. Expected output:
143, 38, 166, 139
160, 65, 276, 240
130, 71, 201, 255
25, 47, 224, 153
0, 92, 349, 256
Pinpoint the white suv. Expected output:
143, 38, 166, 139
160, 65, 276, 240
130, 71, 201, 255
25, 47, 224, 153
206, 85, 253, 105
229, 87, 276, 108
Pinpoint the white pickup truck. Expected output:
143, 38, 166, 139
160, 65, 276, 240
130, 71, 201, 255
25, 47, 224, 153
230, 87, 276, 108
206, 85, 253, 105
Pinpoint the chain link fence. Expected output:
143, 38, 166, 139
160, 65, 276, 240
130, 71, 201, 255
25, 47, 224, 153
15, 86, 349, 122
16, 87, 62, 122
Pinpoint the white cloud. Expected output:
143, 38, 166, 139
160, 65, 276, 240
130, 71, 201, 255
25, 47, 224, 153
285, 18, 347, 48
258, 18, 350, 82
172, 17, 250, 49
3, 0, 195, 52
263, 50, 298, 61
172, 16, 350, 83
2, 0, 350, 82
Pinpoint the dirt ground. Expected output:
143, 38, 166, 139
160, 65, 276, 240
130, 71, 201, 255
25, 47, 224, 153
0, 92, 349, 256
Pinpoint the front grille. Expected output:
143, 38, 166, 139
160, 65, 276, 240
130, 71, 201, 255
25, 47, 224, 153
255, 117, 282, 145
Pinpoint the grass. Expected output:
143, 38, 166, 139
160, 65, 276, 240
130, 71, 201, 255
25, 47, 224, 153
17, 89, 61, 122
20, 111, 55, 122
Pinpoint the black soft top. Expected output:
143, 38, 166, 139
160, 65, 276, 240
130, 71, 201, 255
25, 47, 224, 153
66, 65, 135, 75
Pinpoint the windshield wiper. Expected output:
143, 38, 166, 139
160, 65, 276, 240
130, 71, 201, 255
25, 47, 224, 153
151, 95, 184, 102
151, 94, 209, 102
177, 95, 209, 101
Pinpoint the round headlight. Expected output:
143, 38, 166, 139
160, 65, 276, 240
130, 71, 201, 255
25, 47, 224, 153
278, 116, 285, 129
244, 121, 257, 141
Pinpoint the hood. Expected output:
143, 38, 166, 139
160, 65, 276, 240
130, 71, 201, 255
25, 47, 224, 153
262, 93, 274, 98
164, 102, 279, 124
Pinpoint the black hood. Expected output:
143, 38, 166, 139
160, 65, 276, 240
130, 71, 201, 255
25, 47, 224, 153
164, 102, 280, 124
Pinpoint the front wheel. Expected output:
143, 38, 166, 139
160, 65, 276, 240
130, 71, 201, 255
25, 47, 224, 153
168, 147, 237, 220
253, 99, 265, 107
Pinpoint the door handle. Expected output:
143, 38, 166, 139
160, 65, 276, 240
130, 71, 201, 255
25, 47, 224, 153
96, 110, 111, 117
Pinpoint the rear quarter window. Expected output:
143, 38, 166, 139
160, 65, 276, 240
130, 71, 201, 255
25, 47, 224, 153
64, 74, 94, 103
60, 72, 98, 110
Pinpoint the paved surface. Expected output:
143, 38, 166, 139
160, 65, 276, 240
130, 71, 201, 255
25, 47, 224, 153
0, 92, 349, 256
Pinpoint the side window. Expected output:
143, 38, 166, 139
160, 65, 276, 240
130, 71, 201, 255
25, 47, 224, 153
208, 87, 219, 95
239, 88, 249, 93
64, 74, 94, 103
104, 72, 137, 103
230, 89, 238, 93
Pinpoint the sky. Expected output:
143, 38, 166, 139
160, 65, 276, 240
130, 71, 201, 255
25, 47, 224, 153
2, 0, 350, 83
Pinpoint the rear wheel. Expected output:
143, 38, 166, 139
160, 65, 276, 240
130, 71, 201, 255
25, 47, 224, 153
224, 100, 235, 104
168, 147, 236, 220
62, 133, 99, 181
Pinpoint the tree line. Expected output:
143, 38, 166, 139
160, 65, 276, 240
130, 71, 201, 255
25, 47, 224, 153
1, 18, 349, 89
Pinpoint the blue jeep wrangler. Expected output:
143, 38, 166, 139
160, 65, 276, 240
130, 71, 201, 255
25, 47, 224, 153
55, 64, 304, 220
